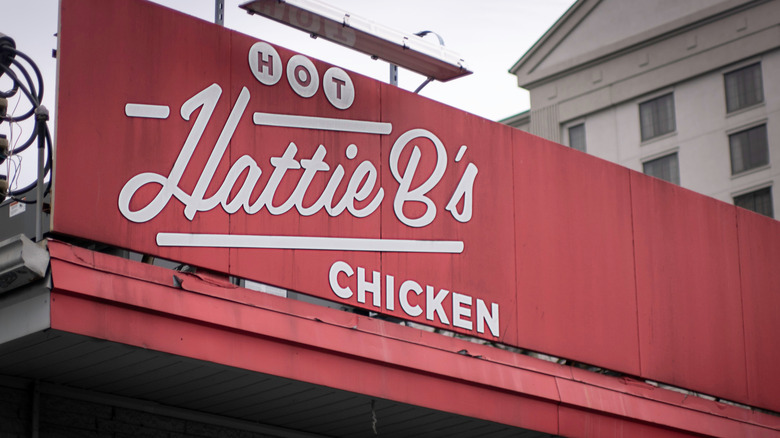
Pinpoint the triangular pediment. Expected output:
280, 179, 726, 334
511, 0, 741, 87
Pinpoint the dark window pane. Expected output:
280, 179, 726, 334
568, 124, 586, 152
639, 93, 676, 141
725, 63, 763, 113
643, 153, 680, 185
735, 187, 774, 218
729, 124, 769, 174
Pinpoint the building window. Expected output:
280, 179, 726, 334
725, 63, 763, 113
734, 187, 773, 218
729, 124, 769, 174
643, 153, 680, 185
568, 123, 586, 152
639, 93, 676, 141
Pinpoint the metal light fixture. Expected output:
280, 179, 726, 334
0, 234, 49, 294
240, 0, 472, 82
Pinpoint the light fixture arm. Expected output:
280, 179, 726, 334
411, 30, 446, 94
414, 30, 445, 47
413, 77, 433, 94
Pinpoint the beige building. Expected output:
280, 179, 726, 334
505, 0, 779, 218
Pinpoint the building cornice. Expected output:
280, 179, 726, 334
513, 0, 765, 90
508, 0, 591, 75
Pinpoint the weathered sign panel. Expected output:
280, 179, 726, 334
54, 0, 780, 412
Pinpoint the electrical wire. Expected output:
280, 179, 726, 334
3, 106, 37, 155
6, 155, 22, 195
5, 96, 23, 192
7, 123, 51, 203
4, 120, 36, 154
0, 80, 18, 98
1, 46, 43, 104
0, 62, 39, 120
9, 47, 44, 101
0, 41, 51, 205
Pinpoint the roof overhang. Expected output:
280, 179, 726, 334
1, 240, 776, 437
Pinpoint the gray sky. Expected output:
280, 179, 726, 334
1, 0, 574, 189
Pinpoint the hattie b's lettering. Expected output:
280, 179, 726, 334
118, 83, 477, 228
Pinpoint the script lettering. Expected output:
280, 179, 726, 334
119, 83, 477, 229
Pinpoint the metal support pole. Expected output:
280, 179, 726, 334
215, 0, 225, 26
389, 32, 444, 91
389, 64, 398, 86
34, 106, 48, 243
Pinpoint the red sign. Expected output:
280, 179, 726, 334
54, 0, 780, 413
54, 0, 513, 343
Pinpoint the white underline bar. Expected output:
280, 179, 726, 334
253, 112, 392, 135
125, 104, 170, 119
156, 233, 463, 254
